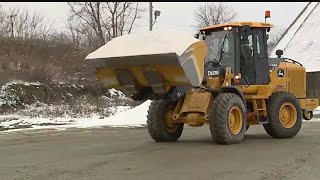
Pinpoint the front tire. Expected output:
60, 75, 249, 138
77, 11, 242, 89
147, 99, 184, 142
263, 92, 302, 138
209, 93, 246, 145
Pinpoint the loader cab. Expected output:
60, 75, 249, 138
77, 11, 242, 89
199, 22, 273, 85
199, 27, 236, 72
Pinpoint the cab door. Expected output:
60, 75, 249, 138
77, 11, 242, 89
239, 27, 256, 84
252, 29, 270, 85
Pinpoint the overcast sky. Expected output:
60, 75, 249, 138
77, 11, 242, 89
1, 2, 309, 36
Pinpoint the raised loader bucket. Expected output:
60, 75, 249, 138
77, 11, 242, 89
85, 29, 207, 100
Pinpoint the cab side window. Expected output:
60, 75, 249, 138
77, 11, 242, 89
223, 39, 229, 52
256, 30, 267, 58
240, 34, 253, 60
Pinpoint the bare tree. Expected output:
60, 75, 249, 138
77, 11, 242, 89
66, 19, 85, 49
194, 2, 238, 28
67, 2, 144, 49
67, 16, 99, 50
0, 5, 8, 38
0, 6, 53, 39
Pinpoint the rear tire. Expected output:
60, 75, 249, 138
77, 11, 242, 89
147, 99, 184, 142
209, 93, 246, 145
263, 92, 302, 138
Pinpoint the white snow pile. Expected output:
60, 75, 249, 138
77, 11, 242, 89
315, 107, 320, 115
106, 88, 131, 101
0, 80, 149, 132
0, 100, 151, 132
271, 2, 320, 72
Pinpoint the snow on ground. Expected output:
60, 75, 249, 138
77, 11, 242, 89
0, 100, 152, 132
0, 80, 146, 132
315, 107, 320, 115
0, 100, 319, 133
270, 2, 318, 56
271, 2, 320, 72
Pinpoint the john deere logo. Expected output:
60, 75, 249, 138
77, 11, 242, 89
277, 69, 285, 77
208, 70, 219, 76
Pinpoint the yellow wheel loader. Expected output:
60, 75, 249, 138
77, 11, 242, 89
86, 22, 319, 145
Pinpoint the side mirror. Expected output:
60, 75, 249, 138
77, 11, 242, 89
276, 49, 283, 58
154, 10, 161, 17
194, 33, 199, 39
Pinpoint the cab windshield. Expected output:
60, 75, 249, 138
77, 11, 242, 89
203, 30, 235, 70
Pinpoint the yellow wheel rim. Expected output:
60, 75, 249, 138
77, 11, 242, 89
164, 106, 179, 132
279, 102, 297, 129
228, 106, 243, 135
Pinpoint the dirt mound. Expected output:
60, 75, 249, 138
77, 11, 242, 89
0, 81, 142, 117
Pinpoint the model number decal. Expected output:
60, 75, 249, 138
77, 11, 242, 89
208, 70, 219, 76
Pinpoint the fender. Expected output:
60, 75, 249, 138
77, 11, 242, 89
220, 86, 246, 106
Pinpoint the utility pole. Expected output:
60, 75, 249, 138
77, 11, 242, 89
149, 2, 161, 31
149, 2, 153, 31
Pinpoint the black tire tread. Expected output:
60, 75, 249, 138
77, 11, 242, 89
209, 93, 246, 145
147, 99, 183, 142
263, 92, 302, 138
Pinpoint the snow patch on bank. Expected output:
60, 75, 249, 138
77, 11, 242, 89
0, 80, 42, 106
1, 100, 319, 132
0, 100, 151, 132
315, 107, 320, 115
271, 2, 320, 72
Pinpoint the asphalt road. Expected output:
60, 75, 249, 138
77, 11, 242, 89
1, 122, 320, 180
